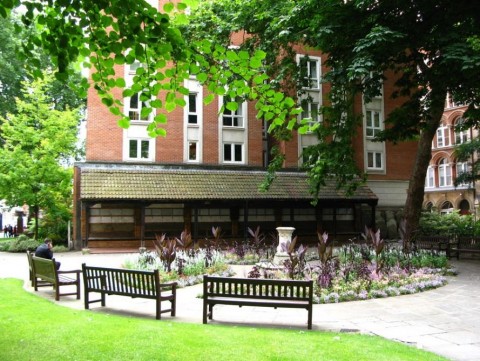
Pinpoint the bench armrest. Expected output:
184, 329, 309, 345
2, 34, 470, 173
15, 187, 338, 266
58, 269, 81, 275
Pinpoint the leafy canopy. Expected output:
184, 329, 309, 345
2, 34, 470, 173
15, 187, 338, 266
0, 73, 82, 239
0, 0, 301, 139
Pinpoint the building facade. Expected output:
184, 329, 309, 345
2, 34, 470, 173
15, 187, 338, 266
424, 97, 479, 215
72, 2, 418, 250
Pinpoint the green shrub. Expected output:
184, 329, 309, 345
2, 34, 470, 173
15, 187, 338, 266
0, 241, 11, 251
8, 237, 40, 252
419, 211, 479, 236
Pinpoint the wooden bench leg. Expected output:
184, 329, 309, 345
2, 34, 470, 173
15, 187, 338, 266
307, 307, 313, 330
202, 300, 208, 324
156, 298, 161, 320
171, 297, 176, 317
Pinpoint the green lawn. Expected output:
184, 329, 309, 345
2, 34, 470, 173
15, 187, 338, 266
0, 279, 448, 361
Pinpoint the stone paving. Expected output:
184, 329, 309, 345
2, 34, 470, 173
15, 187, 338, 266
1, 251, 480, 361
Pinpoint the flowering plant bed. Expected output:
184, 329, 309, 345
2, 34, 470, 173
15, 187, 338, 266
124, 248, 234, 288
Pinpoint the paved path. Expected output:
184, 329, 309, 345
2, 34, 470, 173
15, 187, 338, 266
1, 251, 480, 361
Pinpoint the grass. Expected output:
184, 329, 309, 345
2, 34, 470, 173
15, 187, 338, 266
0, 279, 448, 361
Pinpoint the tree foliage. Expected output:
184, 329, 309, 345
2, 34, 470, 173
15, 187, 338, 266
0, 0, 300, 139
0, 14, 85, 118
185, 0, 480, 248
0, 74, 82, 239
3, 1, 480, 248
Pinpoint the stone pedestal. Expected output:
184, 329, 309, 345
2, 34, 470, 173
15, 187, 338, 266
273, 226, 295, 265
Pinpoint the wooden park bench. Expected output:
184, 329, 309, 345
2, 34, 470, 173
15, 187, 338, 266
203, 275, 314, 329
412, 235, 452, 257
30, 255, 81, 301
82, 264, 177, 320
450, 236, 480, 259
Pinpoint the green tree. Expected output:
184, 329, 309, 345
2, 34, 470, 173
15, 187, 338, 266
185, 0, 480, 250
0, 73, 82, 240
3, 1, 480, 249
0, 14, 85, 118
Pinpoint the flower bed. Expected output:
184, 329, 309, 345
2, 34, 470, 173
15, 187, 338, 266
124, 249, 234, 288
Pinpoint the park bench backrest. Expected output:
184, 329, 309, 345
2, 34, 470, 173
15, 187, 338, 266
31, 256, 57, 284
82, 264, 160, 299
205, 276, 313, 302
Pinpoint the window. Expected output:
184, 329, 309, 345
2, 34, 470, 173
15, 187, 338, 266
223, 143, 243, 163
128, 93, 149, 121
129, 139, 150, 159
445, 93, 464, 108
438, 158, 452, 187
188, 141, 198, 161
367, 151, 383, 170
299, 57, 320, 89
301, 100, 320, 126
365, 110, 382, 138
128, 61, 142, 75
424, 202, 433, 212
456, 161, 469, 185
455, 118, 469, 144
436, 125, 450, 147
222, 98, 244, 127
187, 93, 198, 124
426, 166, 435, 188
440, 201, 454, 214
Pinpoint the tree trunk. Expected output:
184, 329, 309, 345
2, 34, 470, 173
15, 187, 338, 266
402, 87, 447, 252
33, 204, 39, 240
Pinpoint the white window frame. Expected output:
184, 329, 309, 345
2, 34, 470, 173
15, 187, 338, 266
300, 99, 321, 127
298, 55, 321, 90
455, 118, 469, 144
184, 80, 203, 163
188, 141, 198, 162
127, 138, 153, 161
365, 110, 382, 138
438, 158, 452, 187
426, 166, 435, 188
436, 125, 450, 148
187, 92, 199, 125
367, 151, 384, 170
223, 143, 243, 163
222, 97, 245, 128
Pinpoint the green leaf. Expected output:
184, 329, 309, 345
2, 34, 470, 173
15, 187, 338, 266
204, 93, 215, 105
226, 50, 239, 61
101, 97, 113, 107
115, 78, 126, 88
155, 128, 167, 137
118, 117, 130, 128
226, 101, 239, 111
151, 99, 163, 108
163, 2, 174, 13
154, 114, 168, 123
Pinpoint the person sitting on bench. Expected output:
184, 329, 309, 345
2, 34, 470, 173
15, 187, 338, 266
35, 238, 61, 270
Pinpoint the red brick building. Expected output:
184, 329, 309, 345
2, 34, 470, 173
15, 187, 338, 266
72, 2, 417, 250
423, 97, 478, 215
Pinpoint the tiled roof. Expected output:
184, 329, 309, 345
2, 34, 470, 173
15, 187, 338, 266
78, 164, 378, 203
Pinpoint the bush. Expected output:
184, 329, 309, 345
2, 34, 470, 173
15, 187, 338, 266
418, 211, 479, 236
8, 236, 40, 252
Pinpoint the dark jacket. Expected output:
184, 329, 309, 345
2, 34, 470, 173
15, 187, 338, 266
35, 243, 53, 260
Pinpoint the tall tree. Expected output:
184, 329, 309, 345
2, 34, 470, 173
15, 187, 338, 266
0, 74, 82, 239
3, 1, 480, 249
0, 14, 84, 118
185, 0, 480, 249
